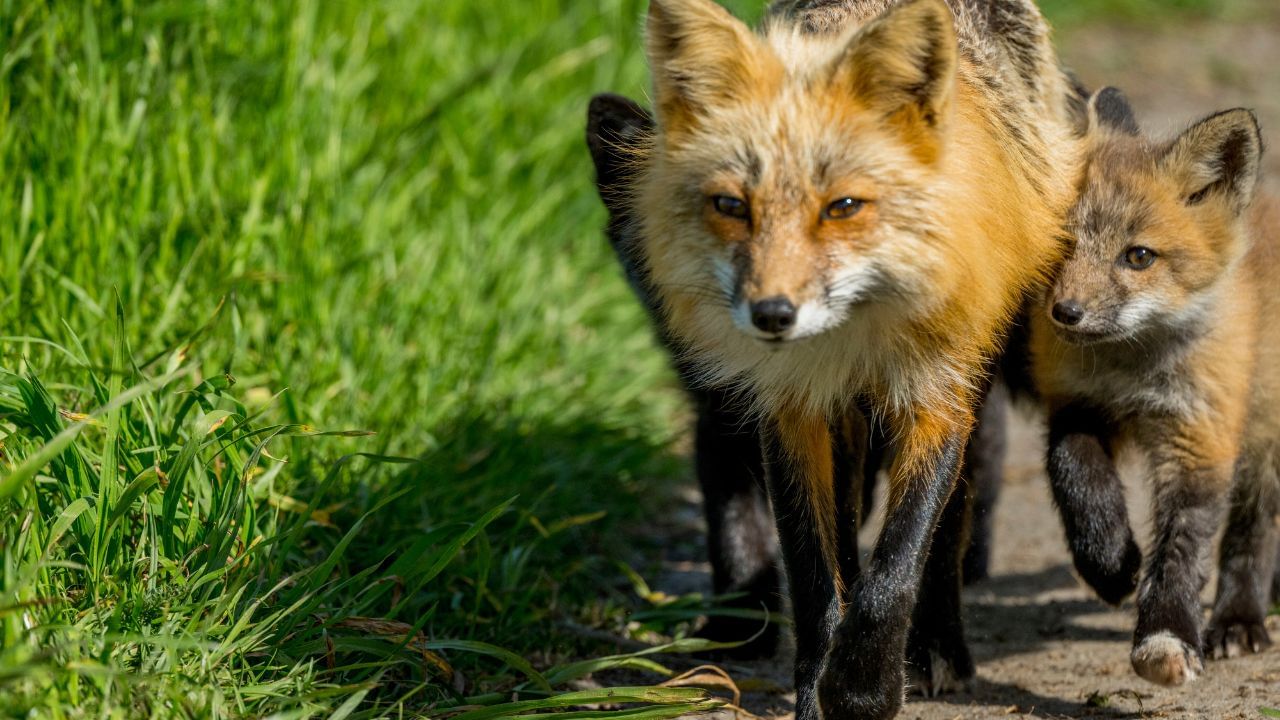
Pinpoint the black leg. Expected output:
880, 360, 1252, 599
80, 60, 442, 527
1131, 462, 1226, 686
761, 411, 841, 720
1205, 452, 1278, 659
1046, 403, 1141, 605
1273, 537, 1280, 605
833, 407, 874, 596
906, 461, 975, 696
692, 387, 782, 657
860, 415, 890, 526
962, 380, 1007, 585
818, 425, 967, 720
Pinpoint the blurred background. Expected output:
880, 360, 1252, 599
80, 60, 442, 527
1, 1, 1277, 717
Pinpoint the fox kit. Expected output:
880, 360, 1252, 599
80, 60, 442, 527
1031, 87, 1273, 686
585, 91, 1011, 662
628, 0, 1080, 717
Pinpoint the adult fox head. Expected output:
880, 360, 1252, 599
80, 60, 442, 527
1047, 88, 1263, 345
640, 0, 959, 345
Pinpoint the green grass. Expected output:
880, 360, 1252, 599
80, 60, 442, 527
0, 0, 1269, 718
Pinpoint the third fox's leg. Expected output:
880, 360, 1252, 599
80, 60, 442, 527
1131, 430, 1234, 687
693, 387, 781, 656
1274, 538, 1280, 604
962, 380, 1007, 584
1206, 447, 1279, 659
1046, 403, 1142, 604
818, 407, 968, 720
761, 407, 841, 720
832, 408, 873, 594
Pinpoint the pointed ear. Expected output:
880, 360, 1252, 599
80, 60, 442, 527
835, 0, 957, 136
586, 93, 653, 210
646, 0, 773, 133
1085, 87, 1140, 137
1161, 108, 1263, 213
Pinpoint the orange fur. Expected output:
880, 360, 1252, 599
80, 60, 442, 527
634, 0, 1080, 583
773, 402, 844, 597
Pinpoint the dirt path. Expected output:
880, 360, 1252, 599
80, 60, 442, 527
647, 14, 1280, 718
655, 406, 1280, 719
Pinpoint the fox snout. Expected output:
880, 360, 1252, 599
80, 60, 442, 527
748, 296, 798, 335
727, 243, 831, 342
1047, 280, 1127, 343
1047, 289, 1106, 340
1051, 299, 1086, 327
732, 291, 805, 342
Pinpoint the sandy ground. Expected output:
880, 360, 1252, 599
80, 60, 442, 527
644, 14, 1280, 719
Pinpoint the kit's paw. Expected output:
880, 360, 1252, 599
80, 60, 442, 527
1204, 615, 1271, 660
1131, 631, 1203, 687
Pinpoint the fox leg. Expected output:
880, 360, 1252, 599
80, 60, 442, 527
818, 404, 969, 720
1130, 427, 1234, 687
761, 406, 842, 720
905, 462, 975, 697
1046, 403, 1142, 604
962, 379, 1008, 584
859, 414, 890, 526
904, 380, 1007, 695
692, 386, 782, 657
1274, 539, 1280, 604
832, 406, 874, 594
1205, 446, 1278, 659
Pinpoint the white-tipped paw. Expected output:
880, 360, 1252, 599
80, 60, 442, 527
1131, 631, 1203, 687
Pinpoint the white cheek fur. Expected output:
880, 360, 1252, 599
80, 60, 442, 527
1115, 294, 1166, 331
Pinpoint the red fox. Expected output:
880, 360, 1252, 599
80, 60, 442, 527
1030, 87, 1272, 686
629, 0, 1080, 716
585, 90, 1012, 665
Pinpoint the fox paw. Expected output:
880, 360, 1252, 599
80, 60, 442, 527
1204, 617, 1272, 659
906, 647, 975, 697
817, 640, 905, 720
905, 626, 975, 698
1131, 631, 1203, 686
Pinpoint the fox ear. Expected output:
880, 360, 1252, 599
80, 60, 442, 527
1161, 108, 1263, 214
1086, 87, 1140, 136
586, 94, 654, 211
835, 0, 957, 142
646, 0, 772, 133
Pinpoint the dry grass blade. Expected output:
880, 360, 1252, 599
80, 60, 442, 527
330, 615, 457, 685
659, 665, 757, 720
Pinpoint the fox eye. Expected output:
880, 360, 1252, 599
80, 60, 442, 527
712, 195, 749, 220
1123, 246, 1157, 270
823, 197, 866, 220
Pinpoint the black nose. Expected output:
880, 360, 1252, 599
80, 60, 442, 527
1052, 300, 1085, 326
750, 296, 797, 334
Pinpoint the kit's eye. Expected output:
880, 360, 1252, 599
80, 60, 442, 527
712, 195, 749, 220
823, 197, 866, 220
1122, 246, 1157, 270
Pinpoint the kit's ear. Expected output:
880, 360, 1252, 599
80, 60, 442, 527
1160, 108, 1263, 215
1085, 86, 1140, 137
